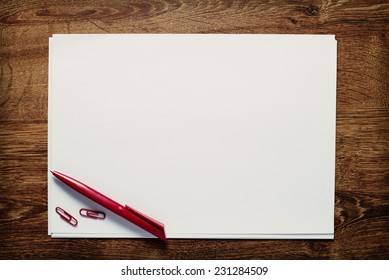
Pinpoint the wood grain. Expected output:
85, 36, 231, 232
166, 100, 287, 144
0, 0, 388, 259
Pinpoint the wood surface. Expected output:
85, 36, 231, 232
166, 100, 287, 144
0, 0, 388, 259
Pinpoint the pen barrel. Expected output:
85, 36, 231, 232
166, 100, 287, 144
51, 171, 166, 240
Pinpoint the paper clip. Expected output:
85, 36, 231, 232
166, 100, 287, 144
79, 208, 106, 220
55, 206, 78, 226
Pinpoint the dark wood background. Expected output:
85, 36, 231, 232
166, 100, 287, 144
0, 0, 388, 259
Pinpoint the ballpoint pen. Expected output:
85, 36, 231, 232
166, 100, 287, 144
51, 170, 166, 241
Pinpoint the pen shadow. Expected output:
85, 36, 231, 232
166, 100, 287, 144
52, 177, 167, 248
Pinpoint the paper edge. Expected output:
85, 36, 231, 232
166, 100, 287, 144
51, 233, 334, 239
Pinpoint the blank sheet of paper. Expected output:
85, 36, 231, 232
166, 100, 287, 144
48, 34, 337, 239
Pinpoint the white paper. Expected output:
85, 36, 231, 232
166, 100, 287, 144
48, 34, 337, 239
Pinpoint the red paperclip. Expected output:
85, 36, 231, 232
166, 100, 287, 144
55, 206, 78, 226
79, 208, 106, 220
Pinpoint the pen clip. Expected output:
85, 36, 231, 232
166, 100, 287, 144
79, 208, 106, 220
55, 207, 78, 226
125, 205, 165, 232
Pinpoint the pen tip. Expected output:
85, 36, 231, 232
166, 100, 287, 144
50, 170, 53, 174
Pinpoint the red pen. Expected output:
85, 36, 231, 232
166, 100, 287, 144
51, 170, 166, 241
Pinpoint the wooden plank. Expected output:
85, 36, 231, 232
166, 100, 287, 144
0, 0, 388, 259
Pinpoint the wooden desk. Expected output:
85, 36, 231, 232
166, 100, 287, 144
0, 0, 388, 259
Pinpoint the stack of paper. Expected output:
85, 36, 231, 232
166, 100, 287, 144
48, 34, 337, 239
